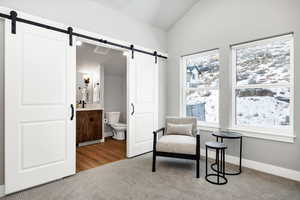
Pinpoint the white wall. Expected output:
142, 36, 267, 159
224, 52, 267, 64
158, 59, 167, 128
0, 0, 167, 52
0, 19, 4, 186
0, 0, 167, 185
167, 0, 300, 171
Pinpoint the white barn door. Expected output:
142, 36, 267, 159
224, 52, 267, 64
5, 20, 76, 194
127, 52, 158, 157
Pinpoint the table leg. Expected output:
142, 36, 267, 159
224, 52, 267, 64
222, 149, 225, 176
217, 149, 219, 184
239, 137, 243, 173
220, 138, 224, 172
220, 147, 223, 172
215, 137, 218, 168
206, 146, 208, 177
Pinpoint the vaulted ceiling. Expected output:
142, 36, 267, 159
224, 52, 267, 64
91, 0, 200, 30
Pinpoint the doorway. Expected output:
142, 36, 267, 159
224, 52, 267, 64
75, 41, 127, 172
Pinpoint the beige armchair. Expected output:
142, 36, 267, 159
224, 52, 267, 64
152, 117, 200, 178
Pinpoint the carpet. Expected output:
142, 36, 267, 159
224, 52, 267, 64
2, 153, 300, 200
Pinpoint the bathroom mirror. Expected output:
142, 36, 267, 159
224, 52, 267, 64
76, 72, 101, 105
76, 72, 93, 104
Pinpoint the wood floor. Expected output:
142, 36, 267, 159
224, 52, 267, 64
76, 137, 126, 172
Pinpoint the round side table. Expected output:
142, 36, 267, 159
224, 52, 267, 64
211, 131, 243, 175
205, 141, 228, 185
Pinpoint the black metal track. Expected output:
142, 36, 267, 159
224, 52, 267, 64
0, 10, 167, 60
0, 13, 10, 19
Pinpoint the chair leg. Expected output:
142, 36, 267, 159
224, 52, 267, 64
152, 152, 156, 172
196, 158, 200, 178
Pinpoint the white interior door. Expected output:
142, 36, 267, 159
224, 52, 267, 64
127, 52, 158, 157
5, 20, 76, 194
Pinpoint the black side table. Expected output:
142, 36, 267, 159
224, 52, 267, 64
211, 131, 243, 175
205, 141, 228, 185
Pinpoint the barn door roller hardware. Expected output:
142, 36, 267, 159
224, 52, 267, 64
130, 45, 134, 59
154, 51, 158, 64
10, 11, 17, 34
67, 27, 73, 46
1, 10, 167, 62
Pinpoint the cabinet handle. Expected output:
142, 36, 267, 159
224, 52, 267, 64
70, 104, 74, 120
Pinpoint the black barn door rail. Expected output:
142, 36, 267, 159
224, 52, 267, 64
0, 10, 167, 62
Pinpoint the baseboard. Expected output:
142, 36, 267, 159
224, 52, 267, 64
104, 131, 113, 138
201, 148, 300, 182
78, 139, 102, 147
0, 185, 5, 197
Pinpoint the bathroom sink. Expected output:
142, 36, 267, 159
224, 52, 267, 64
76, 104, 103, 111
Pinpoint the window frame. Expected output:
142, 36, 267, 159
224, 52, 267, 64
230, 34, 295, 139
180, 49, 220, 128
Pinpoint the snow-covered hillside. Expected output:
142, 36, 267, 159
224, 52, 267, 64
235, 38, 291, 127
185, 51, 219, 123
236, 39, 290, 85
236, 88, 290, 127
185, 38, 291, 127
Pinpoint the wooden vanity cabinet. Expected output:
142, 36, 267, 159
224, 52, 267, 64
76, 110, 103, 144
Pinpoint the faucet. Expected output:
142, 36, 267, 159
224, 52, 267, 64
79, 100, 86, 108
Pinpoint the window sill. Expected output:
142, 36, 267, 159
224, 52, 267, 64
226, 127, 295, 143
197, 124, 220, 132
196, 124, 295, 143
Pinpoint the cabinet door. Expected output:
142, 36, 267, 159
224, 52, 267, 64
76, 111, 102, 144
76, 111, 88, 144
86, 111, 102, 141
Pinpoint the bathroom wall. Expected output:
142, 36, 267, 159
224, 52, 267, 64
104, 73, 127, 123
103, 69, 127, 138
100, 66, 105, 110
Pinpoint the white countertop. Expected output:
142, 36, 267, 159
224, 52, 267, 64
76, 104, 104, 111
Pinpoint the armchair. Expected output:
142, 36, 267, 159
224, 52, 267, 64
152, 117, 200, 178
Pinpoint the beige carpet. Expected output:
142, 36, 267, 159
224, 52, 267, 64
2, 153, 300, 200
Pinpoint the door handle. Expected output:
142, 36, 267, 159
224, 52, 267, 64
131, 103, 135, 116
70, 104, 74, 120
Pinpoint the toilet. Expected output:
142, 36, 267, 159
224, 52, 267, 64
106, 112, 127, 140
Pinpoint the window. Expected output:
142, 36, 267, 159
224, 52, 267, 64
182, 49, 219, 126
231, 34, 294, 135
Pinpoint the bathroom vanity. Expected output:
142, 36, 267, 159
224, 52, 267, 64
76, 69, 104, 146
76, 105, 104, 145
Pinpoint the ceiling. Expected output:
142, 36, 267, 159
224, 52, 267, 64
77, 42, 126, 76
91, 0, 200, 30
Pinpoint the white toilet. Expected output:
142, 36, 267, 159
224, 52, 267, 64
106, 112, 127, 140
